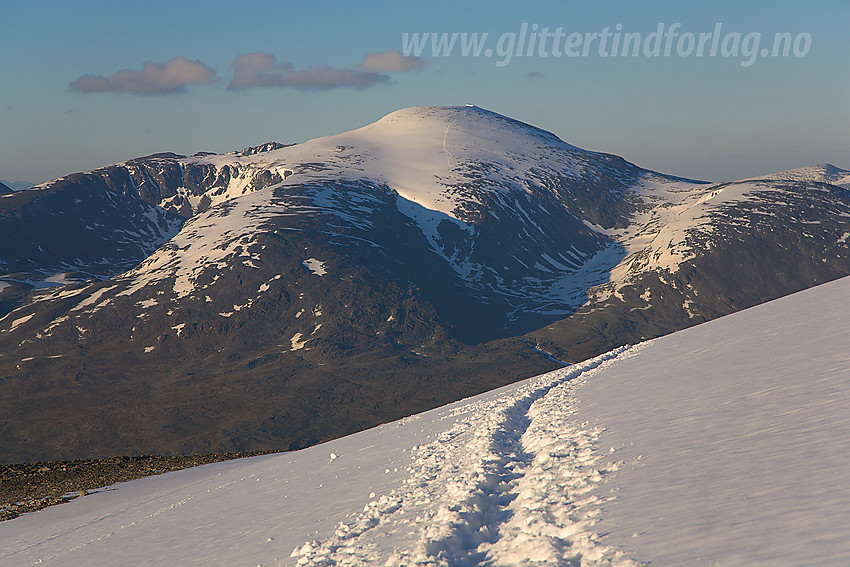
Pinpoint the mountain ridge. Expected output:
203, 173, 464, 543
1, 105, 849, 462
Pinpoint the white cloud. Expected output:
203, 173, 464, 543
228, 52, 389, 90
70, 57, 216, 95
359, 49, 426, 73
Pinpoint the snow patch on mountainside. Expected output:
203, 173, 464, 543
511, 244, 627, 318
290, 332, 307, 351
68, 285, 119, 314
597, 177, 803, 291
744, 163, 850, 189
111, 189, 296, 300
302, 258, 327, 276
5, 313, 34, 333
121, 156, 293, 217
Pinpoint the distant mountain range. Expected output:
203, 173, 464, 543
2, 106, 849, 462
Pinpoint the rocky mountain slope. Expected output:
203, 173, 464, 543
532, 165, 850, 361
1, 106, 849, 462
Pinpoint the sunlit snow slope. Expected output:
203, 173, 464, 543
2, 275, 848, 566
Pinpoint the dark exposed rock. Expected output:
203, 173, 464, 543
238, 141, 290, 156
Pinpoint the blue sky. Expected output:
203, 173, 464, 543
1, 0, 848, 184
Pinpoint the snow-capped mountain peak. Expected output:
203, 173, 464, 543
23, 105, 696, 327
196, 105, 590, 221
742, 163, 850, 189
2, 106, 849, 467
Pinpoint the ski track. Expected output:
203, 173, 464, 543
290, 345, 644, 567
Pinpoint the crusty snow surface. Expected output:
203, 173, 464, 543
2, 277, 849, 566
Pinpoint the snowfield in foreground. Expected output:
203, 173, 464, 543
2, 276, 850, 566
